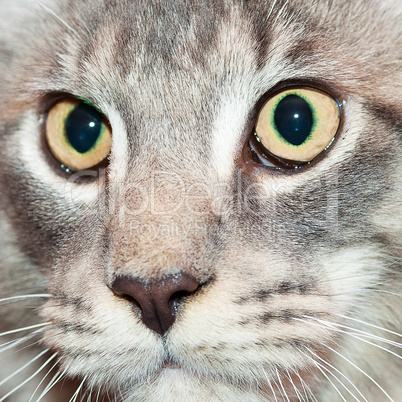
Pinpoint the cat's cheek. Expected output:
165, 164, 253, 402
0, 111, 110, 266
40, 253, 166, 384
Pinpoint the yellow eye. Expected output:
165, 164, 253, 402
45, 98, 112, 171
254, 87, 341, 163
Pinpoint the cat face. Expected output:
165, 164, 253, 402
0, 0, 400, 400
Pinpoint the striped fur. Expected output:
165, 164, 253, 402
0, 0, 401, 400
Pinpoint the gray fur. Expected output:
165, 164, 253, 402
0, 0, 401, 400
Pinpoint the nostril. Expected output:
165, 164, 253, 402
117, 292, 143, 317
169, 286, 200, 312
171, 285, 200, 300
111, 271, 202, 335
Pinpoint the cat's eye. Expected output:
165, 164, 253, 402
251, 87, 341, 168
45, 98, 112, 172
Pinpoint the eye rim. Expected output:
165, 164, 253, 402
42, 94, 112, 176
241, 81, 345, 175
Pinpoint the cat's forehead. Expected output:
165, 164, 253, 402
45, 0, 394, 172
45, 0, 264, 174
6, 0, 401, 97
43, 0, 399, 109
2, 0, 400, 180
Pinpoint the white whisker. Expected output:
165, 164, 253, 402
69, 376, 87, 402
342, 332, 400, 359
273, 380, 285, 401
334, 313, 402, 338
312, 358, 348, 402
354, 289, 401, 297
317, 274, 373, 284
285, 370, 304, 401
294, 371, 310, 402
0, 348, 49, 387
0, 294, 52, 305
34, 1, 78, 35
86, 381, 96, 402
297, 372, 318, 402
0, 323, 48, 338
308, 279, 402, 298
302, 347, 361, 402
307, 347, 368, 401
309, 317, 401, 348
263, 370, 278, 402
95, 385, 102, 402
266, 0, 279, 23
28, 359, 60, 402
296, 317, 401, 360
0, 352, 57, 402
275, 367, 290, 402
0, 329, 45, 353
273, 0, 290, 26
325, 344, 394, 401
35, 365, 68, 402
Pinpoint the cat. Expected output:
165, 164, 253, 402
0, 0, 401, 400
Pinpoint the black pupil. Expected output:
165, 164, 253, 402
274, 94, 313, 146
65, 103, 102, 153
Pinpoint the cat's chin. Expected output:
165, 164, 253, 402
120, 368, 270, 402
71, 358, 267, 401
87, 361, 308, 401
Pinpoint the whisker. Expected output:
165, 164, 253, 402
35, 365, 69, 402
296, 371, 318, 402
272, 0, 290, 26
309, 317, 402, 348
0, 328, 45, 354
34, 1, 78, 35
28, 359, 60, 402
117, 383, 125, 402
317, 274, 376, 284
266, 0, 279, 23
352, 289, 401, 297
263, 370, 278, 402
285, 370, 305, 401
307, 347, 368, 402
273, 380, 285, 401
95, 385, 102, 402
0, 338, 44, 361
296, 317, 401, 360
69, 376, 87, 402
305, 288, 402, 298
275, 367, 290, 402
0, 323, 49, 338
334, 313, 402, 338
302, 347, 362, 402
0, 352, 57, 402
336, 330, 400, 357
324, 344, 394, 402
312, 358, 348, 402
0, 348, 49, 387
0, 294, 52, 306
86, 381, 96, 402
293, 372, 309, 402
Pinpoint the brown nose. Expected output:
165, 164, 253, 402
111, 272, 201, 335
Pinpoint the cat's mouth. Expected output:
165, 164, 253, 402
158, 359, 189, 373
155, 359, 200, 378
160, 360, 181, 370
